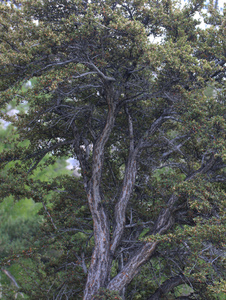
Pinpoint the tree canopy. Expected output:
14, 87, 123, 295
0, 0, 225, 299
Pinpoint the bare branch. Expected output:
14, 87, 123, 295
71, 71, 97, 80
42, 202, 58, 231
125, 105, 134, 152
138, 112, 174, 149
125, 220, 154, 228
1, 269, 20, 289
33, 59, 77, 75
162, 136, 191, 158
85, 62, 116, 82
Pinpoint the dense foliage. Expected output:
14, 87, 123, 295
0, 0, 225, 299
0, 123, 70, 299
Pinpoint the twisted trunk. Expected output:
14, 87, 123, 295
84, 110, 177, 299
83, 93, 115, 300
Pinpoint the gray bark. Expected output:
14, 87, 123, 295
83, 91, 116, 300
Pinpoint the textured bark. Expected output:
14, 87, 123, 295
107, 242, 158, 291
110, 107, 138, 254
84, 109, 177, 298
108, 195, 177, 292
111, 113, 169, 254
152, 194, 178, 234
84, 99, 220, 299
83, 92, 115, 300
110, 153, 138, 254
1, 2, 225, 300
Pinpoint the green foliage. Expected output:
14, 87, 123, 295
0, 0, 225, 299
93, 288, 122, 300
0, 116, 71, 298
0, 196, 41, 259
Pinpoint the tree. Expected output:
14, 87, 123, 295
0, 0, 225, 299
0, 120, 71, 299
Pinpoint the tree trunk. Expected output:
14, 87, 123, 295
83, 111, 178, 299
83, 199, 111, 300
83, 92, 115, 300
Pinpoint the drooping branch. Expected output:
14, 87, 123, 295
139, 110, 176, 149
147, 274, 186, 300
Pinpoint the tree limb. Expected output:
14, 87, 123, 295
147, 274, 186, 300
111, 107, 138, 254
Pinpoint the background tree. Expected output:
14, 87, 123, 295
0, 103, 70, 298
0, 0, 225, 299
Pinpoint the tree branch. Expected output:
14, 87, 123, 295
111, 111, 175, 254
108, 242, 159, 291
85, 62, 116, 82
108, 194, 177, 292
111, 108, 138, 254
147, 274, 186, 300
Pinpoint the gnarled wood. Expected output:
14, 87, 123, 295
107, 242, 158, 291
83, 91, 116, 300
108, 194, 177, 292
